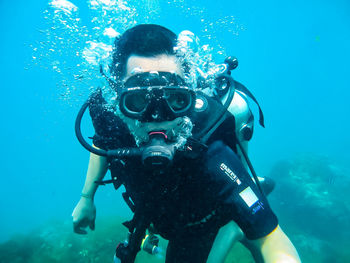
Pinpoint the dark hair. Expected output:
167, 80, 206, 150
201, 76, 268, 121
110, 24, 178, 80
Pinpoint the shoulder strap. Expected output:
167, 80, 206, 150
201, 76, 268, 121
190, 94, 237, 151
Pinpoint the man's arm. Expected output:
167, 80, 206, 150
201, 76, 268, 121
72, 149, 108, 234
250, 225, 301, 263
80, 150, 108, 199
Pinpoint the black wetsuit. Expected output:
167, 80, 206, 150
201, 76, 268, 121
89, 91, 278, 263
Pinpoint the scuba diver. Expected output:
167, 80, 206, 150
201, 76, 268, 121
72, 24, 301, 263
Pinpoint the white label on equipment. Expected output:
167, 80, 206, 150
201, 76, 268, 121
239, 186, 259, 207
219, 163, 241, 185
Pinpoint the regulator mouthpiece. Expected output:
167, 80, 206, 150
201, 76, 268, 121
141, 131, 175, 169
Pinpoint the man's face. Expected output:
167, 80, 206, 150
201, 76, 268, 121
120, 54, 191, 145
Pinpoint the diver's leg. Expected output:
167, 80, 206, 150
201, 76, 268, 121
207, 176, 275, 263
207, 220, 244, 263
165, 228, 219, 263
204, 140, 276, 263
239, 176, 275, 263
208, 222, 265, 263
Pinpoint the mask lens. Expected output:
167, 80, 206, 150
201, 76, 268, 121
124, 90, 148, 113
165, 90, 191, 111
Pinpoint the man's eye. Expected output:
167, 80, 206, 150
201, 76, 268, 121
166, 92, 190, 111
124, 92, 148, 112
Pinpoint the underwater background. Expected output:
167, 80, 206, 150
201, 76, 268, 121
0, 0, 349, 262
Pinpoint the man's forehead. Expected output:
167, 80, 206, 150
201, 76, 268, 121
125, 54, 184, 79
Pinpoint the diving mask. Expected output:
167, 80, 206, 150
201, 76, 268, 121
119, 72, 196, 122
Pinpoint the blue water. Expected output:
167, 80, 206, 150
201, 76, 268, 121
0, 0, 349, 261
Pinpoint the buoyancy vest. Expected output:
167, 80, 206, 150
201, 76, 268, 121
89, 89, 239, 216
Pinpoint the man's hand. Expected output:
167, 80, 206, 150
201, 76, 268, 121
72, 197, 96, 234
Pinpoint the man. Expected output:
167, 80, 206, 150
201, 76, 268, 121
72, 24, 301, 263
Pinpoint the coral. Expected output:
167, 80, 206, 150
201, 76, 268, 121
268, 154, 350, 262
0, 217, 256, 263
